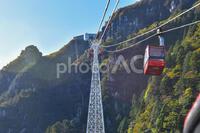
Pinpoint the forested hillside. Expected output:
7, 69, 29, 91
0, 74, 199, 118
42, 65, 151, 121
0, 40, 91, 133
127, 24, 200, 132
99, 0, 200, 132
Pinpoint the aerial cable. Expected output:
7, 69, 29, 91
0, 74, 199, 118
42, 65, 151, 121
102, 1, 200, 48
157, 1, 200, 30
96, 0, 111, 40
99, 0, 120, 41
161, 20, 200, 34
105, 20, 200, 53
105, 33, 157, 53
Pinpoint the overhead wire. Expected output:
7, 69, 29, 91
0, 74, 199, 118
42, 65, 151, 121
105, 33, 157, 53
161, 20, 200, 34
102, 1, 200, 48
105, 19, 200, 53
99, 0, 120, 41
96, 0, 111, 40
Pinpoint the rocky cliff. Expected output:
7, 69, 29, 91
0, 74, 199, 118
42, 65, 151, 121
0, 39, 90, 133
102, 0, 196, 42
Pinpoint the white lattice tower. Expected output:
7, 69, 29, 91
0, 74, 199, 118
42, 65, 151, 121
86, 42, 105, 133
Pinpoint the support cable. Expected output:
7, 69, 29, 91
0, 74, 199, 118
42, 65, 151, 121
102, 1, 200, 48
99, 0, 120, 41
105, 20, 200, 53
96, 0, 111, 39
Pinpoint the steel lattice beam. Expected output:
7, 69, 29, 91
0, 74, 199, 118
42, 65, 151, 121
86, 43, 105, 133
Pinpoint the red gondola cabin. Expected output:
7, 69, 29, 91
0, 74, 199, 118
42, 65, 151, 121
144, 45, 165, 75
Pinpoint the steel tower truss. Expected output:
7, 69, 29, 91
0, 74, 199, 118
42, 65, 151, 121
86, 42, 105, 133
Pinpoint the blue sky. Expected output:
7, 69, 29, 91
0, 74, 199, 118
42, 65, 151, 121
0, 0, 137, 68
